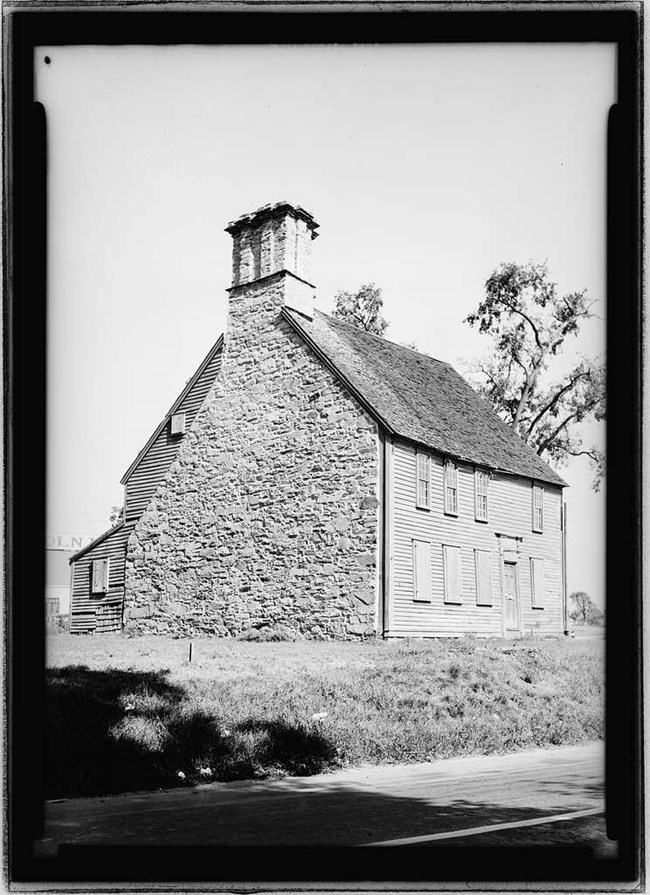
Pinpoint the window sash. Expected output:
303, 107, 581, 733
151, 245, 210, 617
475, 470, 489, 521
532, 485, 544, 531
444, 462, 458, 515
416, 452, 431, 509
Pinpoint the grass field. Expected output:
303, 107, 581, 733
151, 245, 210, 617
46, 634, 604, 799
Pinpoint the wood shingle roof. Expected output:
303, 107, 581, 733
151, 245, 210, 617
284, 308, 567, 488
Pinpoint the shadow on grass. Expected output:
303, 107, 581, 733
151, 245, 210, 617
45, 666, 339, 799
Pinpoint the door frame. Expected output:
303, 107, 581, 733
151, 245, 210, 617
496, 534, 524, 637
502, 559, 522, 636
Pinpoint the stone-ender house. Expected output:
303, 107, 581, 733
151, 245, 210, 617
70, 201, 568, 639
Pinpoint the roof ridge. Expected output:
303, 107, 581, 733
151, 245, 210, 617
314, 309, 448, 366
69, 522, 130, 563
295, 309, 566, 487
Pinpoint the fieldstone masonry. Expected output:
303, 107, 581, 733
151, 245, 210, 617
123, 203, 380, 639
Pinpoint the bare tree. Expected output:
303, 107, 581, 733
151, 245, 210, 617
568, 590, 604, 626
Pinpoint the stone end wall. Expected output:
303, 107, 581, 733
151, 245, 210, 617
124, 291, 380, 640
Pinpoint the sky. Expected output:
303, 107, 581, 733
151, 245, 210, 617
35, 43, 614, 608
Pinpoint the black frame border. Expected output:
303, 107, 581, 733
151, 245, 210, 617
4, 2, 643, 887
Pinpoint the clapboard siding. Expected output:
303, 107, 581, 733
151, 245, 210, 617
69, 340, 223, 633
69, 524, 133, 633
124, 346, 222, 520
388, 440, 563, 637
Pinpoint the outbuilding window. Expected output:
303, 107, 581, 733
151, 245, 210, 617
416, 452, 431, 509
475, 470, 489, 522
444, 461, 458, 516
532, 484, 544, 532
91, 558, 110, 594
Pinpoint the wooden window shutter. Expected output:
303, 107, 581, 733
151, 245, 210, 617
171, 412, 186, 436
530, 558, 545, 608
412, 539, 432, 602
443, 545, 462, 603
475, 550, 493, 605
91, 558, 109, 594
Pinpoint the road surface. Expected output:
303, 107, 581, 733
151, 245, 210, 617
36, 741, 608, 852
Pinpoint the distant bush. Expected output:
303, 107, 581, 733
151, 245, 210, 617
47, 614, 69, 633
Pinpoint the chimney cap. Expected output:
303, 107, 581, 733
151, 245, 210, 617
225, 201, 319, 238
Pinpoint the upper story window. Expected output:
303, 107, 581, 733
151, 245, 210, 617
532, 484, 544, 532
475, 469, 489, 522
416, 451, 431, 509
444, 460, 458, 516
170, 412, 186, 436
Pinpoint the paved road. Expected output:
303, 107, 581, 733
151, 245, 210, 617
36, 742, 605, 851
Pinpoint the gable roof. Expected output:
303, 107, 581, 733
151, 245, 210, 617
69, 522, 128, 563
283, 308, 567, 488
120, 335, 223, 485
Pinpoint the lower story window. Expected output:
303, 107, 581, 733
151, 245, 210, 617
474, 549, 493, 606
443, 544, 462, 603
412, 539, 432, 602
530, 557, 545, 608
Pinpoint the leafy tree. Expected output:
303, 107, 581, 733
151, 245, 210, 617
569, 590, 604, 626
465, 261, 605, 489
332, 283, 389, 336
109, 505, 124, 528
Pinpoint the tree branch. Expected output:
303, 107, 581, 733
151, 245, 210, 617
497, 298, 544, 352
525, 371, 590, 439
536, 412, 578, 456
566, 448, 601, 462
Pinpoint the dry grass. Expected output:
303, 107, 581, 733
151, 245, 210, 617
46, 634, 604, 799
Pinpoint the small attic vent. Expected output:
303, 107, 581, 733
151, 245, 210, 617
170, 412, 186, 436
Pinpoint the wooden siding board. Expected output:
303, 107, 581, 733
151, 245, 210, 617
388, 441, 563, 637
124, 350, 222, 520
72, 344, 222, 634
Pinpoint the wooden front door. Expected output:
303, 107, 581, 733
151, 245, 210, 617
503, 562, 519, 632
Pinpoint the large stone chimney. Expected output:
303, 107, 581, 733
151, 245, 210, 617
225, 201, 319, 321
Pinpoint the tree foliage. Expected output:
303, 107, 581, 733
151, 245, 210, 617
569, 590, 604, 626
465, 261, 605, 489
109, 505, 124, 528
332, 283, 389, 336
